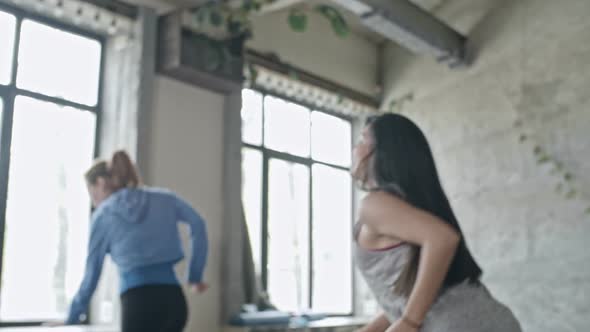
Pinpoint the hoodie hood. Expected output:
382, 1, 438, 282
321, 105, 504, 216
108, 188, 149, 223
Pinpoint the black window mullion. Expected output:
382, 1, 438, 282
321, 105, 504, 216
261, 150, 269, 291
92, 36, 107, 159
307, 105, 313, 309
349, 120, 358, 316
243, 146, 349, 172
261, 94, 266, 147
0, 94, 16, 294
14, 89, 98, 113
9, 12, 21, 86
260, 93, 268, 291
308, 163, 313, 309
0, 12, 22, 301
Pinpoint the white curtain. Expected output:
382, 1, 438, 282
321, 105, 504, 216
90, 7, 157, 326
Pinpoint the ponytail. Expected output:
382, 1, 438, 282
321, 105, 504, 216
110, 150, 141, 190
85, 150, 141, 191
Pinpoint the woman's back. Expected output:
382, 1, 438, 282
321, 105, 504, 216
96, 187, 189, 273
67, 187, 208, 323
66, 150, 208, 331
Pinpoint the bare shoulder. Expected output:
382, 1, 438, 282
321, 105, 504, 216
361, 191, 460, 245
360, 191, 414, 226
361, 190, 412, 212
361, 190, 406, 206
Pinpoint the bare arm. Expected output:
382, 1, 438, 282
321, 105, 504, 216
357, 312, 390, 332
361, 192, 460, 328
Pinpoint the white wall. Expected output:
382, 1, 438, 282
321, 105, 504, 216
382, 0, 590, 330
148, 76, 225, 332
247, 10, 378, 97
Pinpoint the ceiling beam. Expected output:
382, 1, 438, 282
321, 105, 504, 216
331, 0, 467, 67
171, 0, 305, 16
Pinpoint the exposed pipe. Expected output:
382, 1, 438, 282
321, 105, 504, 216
332, 0, 467, 68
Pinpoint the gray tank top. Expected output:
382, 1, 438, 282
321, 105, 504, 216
353, 221, 410, 321
353, 222, 522, 332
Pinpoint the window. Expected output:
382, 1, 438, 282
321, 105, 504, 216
0, 6, 102, 324
241, 89, 353, 314
0, 11, 16, 85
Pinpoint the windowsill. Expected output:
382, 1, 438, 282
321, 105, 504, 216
0, 325, 117, 332
305, 317, 370, 328
224, 316, 371, 331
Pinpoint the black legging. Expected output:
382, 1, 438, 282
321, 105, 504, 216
121, 284, 187, 332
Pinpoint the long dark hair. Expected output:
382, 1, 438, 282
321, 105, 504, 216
359, 113, 482, 297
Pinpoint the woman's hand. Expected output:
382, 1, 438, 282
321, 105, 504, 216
385, 319, 419, 332
190, 282, 209, 294
355, 313, 391, 332
42, 320, 66, 327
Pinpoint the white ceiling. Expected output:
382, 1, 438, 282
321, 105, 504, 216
411, 0, 448, 11
122, 0, 498, 43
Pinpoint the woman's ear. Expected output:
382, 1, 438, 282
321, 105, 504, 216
96, 176, 110, 191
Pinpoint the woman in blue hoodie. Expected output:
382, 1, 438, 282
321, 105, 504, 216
63, 150, 208, 332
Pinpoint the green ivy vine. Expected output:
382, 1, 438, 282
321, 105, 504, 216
190, 0, 349, 39
514, 119, 590, 216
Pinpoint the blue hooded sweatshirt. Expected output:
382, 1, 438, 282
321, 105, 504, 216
66, 187, 208, 324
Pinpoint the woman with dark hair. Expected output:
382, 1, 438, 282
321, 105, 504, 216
352, 114, 520, 332
49, 150, 208, 332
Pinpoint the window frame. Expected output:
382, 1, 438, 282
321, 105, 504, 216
242, 88, 356, 315
0, 3, 105, 326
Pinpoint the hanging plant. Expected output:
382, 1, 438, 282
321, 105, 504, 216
189, 0, 350, 88
315, 4, 349, 38
190, 0, 349, 39
288, 8, 308, 32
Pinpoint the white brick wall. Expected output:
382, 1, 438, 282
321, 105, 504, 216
380, 0, 590, 330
